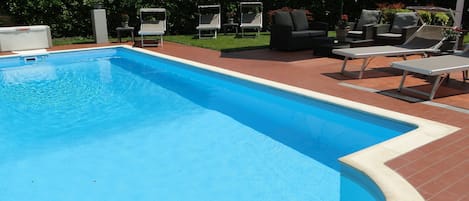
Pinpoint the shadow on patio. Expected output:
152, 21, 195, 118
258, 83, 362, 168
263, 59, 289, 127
220, 48, 321, 62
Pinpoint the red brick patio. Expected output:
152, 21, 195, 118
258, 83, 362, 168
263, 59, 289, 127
144, 42, 469, 201
5, 42, 468, 201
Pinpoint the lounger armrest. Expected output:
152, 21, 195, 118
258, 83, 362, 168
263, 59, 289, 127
401, 25, 419, 41
310, 21, 329, 37
361, 23, 375, 40
374, 24, 390, 35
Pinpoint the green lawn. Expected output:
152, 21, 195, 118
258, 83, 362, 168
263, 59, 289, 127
52, 37, 96, 46
52, 31, 469, 50
164, 32, 270, 52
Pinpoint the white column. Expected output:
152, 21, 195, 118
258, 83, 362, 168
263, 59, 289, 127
91, 9, 109, 43
455, 0, 465, 27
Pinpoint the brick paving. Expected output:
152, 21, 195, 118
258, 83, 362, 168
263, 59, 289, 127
5, 42, 468, 201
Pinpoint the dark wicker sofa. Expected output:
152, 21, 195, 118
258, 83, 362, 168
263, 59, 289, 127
269, 10, 328, 51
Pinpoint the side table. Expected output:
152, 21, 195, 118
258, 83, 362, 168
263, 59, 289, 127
313, 37, 350, 57
116, 26, 135, 43
222, 23, 238, 35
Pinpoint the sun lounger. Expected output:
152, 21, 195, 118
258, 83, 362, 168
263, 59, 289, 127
138, 8, 166, 47
391, 49, 469, 100
332, 25, 447, 79
196, 5, 221, 39
239, 2, 263, 37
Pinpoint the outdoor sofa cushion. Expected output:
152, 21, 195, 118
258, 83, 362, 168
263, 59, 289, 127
274, 11, 294, 28
356, 9, 381, 31
290, 10, 309, 31
390, 12, 419, 34
270, 9, 328, 51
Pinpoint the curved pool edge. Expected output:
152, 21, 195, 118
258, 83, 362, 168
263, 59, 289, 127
339, 123, 459, 201
127, 45, 460, 201
24, 45, 460, 201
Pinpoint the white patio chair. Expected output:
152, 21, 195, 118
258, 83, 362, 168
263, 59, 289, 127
239, 2, 263, 37
196, 5, 221, 39
138, 8, 166, 47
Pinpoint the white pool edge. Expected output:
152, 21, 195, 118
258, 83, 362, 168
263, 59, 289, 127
15, 45, 460, 201
127, 46, 460, 201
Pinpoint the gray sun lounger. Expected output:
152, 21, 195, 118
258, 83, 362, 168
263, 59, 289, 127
391, 49, 469, 100
332, 25, 447, 79
139, 8, 166, 47
196, 5, 221, 39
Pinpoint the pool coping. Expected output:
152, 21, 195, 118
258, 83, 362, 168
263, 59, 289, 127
5, 45, 460, 201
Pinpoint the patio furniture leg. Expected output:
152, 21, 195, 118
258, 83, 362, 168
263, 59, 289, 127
340, 57, 349, 75
398, 71, 409, 92
358, 57, 370, 79
463, 70, 468, 82
429, 75, 445, 100
117, 31, 122, 43
160, 35, 164, 47
141, 35, 144, 47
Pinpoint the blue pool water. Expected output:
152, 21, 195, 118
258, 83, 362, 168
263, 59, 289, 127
0, 48, 415, 201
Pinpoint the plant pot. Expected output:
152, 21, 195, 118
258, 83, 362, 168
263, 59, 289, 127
439, 40, 456, 52
121, 21, 129, 28
228, 18, 234, 24
336, 28, 348, 42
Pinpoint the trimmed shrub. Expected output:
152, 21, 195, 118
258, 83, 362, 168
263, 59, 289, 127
433, 12, 450, 26
418, 11, 432, 24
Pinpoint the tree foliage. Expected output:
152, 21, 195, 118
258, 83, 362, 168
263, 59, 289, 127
0, 0, 466, 38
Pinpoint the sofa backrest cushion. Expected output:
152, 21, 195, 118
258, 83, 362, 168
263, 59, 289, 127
391, 12, 419, 34
274, 11, 294, 28
290, 10, 309, 31
356, 9, 381, 31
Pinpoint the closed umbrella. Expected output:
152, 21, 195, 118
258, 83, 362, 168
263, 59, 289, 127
455, 0, 464, 27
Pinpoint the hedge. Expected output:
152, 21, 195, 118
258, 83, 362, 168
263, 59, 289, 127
0, 0, 466, 38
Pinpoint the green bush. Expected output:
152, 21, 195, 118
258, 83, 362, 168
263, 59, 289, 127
418, 11, 432, 24
381, 8, 411, 24
1, 1, 466, 37
2, 0, 92, 38
433, 12, 450, 26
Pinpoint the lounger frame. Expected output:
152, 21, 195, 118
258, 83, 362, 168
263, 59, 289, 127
196, 5, 221, 39
139, 8, 166, 47
391, 53, 469, 100
239, 2, 263, 37
333, 25, 447, 79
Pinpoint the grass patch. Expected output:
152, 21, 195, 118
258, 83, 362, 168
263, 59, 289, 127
52, 31, 469, 50
164, 32, 270, 52
52, 37, 95, 46
52, 37, 131, 46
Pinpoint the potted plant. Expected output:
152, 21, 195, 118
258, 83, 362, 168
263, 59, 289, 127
440, 26, 462, 51
226, 3, 237, 24
336, 14, 350, 42
121, 13, 129, 28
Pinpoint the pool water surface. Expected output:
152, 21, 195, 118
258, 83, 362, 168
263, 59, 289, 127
0, 47, 415, 201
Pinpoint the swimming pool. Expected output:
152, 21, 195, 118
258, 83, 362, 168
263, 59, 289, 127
0, 46, 456, 201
